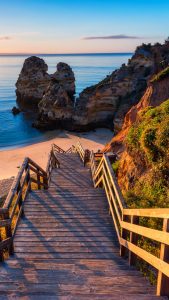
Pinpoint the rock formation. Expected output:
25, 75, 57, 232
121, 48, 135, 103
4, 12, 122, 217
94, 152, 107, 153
33, 63, 75, 129
16, 56, 50, 109
103, 65, 169, 155
12, 106, 21, 115
15, 40, 169, 131
74, 41, 169, 132
103, 66, 169, 205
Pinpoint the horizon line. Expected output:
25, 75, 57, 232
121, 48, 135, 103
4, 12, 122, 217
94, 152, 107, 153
0, 51, 133, 56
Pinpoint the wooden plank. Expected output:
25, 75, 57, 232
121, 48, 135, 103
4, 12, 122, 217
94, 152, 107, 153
123, 208, 169, 219
103, 154, 126, 211
14, 236, 116, 242
102, 176, 120, 241
14, 241, 117, 247
31, 177, 48, 189
0, 237, 13, 250
129, 216, 139, 266
14, 253, 118, 259
121, 220, 169, 246
28, 157, 47, 175
120, 237, 169, 277
157, 219, 169, 296
3, 157, 28, 208
14, 246, 117, 253
0, 219, 11, 227
103, 165, 121, 224
120, 215, 129, 258
15, 231, 114, 237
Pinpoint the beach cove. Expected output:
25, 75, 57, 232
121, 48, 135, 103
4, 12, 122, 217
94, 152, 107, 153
0, 128, 113, 180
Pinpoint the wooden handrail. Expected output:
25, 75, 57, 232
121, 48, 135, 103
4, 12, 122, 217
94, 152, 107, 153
90, 151, 169, 296
52, 144, 65, 153
0, 144, 60, 262
74, 141, 90, 166
123, 208, 169, 218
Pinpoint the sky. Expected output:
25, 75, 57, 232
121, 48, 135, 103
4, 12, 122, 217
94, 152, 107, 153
0, 0, 168, 54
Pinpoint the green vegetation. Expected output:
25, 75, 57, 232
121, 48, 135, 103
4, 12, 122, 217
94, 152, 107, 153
126, 99, 169, 208
150, 66, 169, 83
112, 160, 120, 175
124, 100, 169, 284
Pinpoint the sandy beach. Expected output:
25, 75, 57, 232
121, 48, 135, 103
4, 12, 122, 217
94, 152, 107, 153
0, 129, 113, 180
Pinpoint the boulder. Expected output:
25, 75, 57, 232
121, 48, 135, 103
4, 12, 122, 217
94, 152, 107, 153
12, 106, 21, 115
16, 56, 50, 109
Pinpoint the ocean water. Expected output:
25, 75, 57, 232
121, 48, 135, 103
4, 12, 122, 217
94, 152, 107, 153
0, 53, 132, 150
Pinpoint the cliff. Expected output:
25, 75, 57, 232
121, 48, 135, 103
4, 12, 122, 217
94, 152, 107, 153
15, 40, 169, 131
105, 67, 169, 208
103, 65, 169, 154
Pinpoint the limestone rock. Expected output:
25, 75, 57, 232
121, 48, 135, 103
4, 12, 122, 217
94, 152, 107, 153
34, 63, 76, 129
51, 62, 75, 97
103, 67, 169, 155
12, 106, 21, 115
16, 56, 50, 109
75, 41, 169, 132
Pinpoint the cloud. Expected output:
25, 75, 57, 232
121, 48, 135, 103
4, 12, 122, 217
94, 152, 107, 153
83, 34, 141, 40
0, 32, 39, 41
0, 36, 11, 40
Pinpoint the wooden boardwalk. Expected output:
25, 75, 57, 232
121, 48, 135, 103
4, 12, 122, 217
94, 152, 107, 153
0, 153, 166, 299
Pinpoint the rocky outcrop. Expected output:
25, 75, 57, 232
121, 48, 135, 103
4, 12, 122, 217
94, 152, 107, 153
12, 106, 21, 115
15, 40, 169, 131
103, 66, 169, 203
74, 52, 153, 131
117, 99, 169, 202
16, 56, 50, 109
103, 66, 169, 155
33, 63, 75, 129
74, 41, 169, 132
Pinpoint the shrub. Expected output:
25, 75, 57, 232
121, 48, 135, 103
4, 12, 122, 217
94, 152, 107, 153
150, 66, 169, 83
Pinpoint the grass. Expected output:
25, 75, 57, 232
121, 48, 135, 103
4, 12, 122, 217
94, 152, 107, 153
150, 66, 169, 83
125, 99, 169, 208
112, 160, 120, 175
123, 99, 169, 284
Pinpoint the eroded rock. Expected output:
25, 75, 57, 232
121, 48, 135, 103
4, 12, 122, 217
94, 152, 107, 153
33, 63, 75, 129
16, 56, 50, 109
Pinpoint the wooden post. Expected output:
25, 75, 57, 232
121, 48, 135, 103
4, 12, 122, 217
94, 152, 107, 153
157, 218, 169, 296
120, 214, 128, 257
0, 231, 4, 262
4, 211, 14, 256
17, 182, 24, 217
37, 168, 41, 189
26, 167, 31, 192
129, 216, 139, 266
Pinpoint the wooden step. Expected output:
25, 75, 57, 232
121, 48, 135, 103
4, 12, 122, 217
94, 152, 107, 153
0, 152, 163, 299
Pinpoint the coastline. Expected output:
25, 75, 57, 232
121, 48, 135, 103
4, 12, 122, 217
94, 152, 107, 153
0, 128, 113, 180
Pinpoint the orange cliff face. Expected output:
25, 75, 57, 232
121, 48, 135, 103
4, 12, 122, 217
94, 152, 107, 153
103, 67, 169, 156
103, 66, 169, 197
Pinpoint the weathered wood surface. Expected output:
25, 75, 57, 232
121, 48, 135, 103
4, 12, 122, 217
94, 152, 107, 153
1, 153, 166, 299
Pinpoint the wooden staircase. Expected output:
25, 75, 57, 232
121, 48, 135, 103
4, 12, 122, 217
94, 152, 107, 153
0, 144, 168, 298
0, 144, 169, 300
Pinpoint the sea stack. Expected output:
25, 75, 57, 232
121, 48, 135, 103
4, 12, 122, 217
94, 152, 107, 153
16, 56, 50, 109
33, 63, 75, 129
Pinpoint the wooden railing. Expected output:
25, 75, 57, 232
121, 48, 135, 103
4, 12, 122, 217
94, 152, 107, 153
74, 141, 90, 166
90, 151, 169, 296
46, 145, 60, 186
52, 144, 73, 154
0, 145, 60, 261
